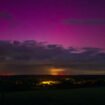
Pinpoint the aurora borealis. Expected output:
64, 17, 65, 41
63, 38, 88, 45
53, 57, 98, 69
0, 0, 105, 75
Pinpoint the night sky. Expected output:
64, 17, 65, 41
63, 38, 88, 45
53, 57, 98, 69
0, 0, 105, 75
0, 0, 105, 48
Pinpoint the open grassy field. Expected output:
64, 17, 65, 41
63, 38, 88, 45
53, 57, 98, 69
0, 87, 105, 105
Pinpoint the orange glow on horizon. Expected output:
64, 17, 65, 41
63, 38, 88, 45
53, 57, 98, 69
0, 73, 11, 77
50, 68, 65, 75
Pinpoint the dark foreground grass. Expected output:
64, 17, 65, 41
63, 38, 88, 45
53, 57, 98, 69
0, 87, 105, 105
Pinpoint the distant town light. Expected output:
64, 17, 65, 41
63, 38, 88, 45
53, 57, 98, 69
39, 80, 60, 85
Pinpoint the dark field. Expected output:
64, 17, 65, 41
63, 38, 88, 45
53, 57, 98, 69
1, 87, 105, 105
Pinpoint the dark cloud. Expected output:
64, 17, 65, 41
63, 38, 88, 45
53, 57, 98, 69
64, 19, 105, 24
0, 40, 105, 75
0, 12, 18, 28
82, 47, 101, 52
68, 47, 79, 52
0, 12, 13, 20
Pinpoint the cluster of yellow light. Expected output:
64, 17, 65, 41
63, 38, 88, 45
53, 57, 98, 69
50, 68, 65, 75
40, 80, 60, 85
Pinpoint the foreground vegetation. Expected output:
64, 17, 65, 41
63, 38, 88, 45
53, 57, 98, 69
0, 87, 105, 105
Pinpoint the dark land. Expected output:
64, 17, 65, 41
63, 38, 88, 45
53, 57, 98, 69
0, 75, 105, 105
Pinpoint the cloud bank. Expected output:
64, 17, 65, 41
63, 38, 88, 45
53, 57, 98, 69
0, 40, 105, 75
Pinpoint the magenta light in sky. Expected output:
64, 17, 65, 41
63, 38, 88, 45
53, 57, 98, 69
0, 0, 105, 48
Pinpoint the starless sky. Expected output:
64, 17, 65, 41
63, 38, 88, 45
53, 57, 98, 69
0, 0, 105, 48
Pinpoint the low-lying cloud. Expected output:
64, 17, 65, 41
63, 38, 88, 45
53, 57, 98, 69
0, 40, 105, 75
